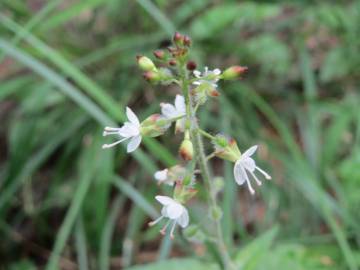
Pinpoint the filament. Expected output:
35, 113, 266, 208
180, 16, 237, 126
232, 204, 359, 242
255, 166, 271, 180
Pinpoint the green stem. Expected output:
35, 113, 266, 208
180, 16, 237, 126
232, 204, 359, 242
180, 69, 235, 270
198, 129, 216, 141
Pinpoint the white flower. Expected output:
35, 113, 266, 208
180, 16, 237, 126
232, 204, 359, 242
160, 95, 186, 132
160, 95, 186, 119
193, 66, 221, 88
154, 169, 174, 186
102, 107, 142, 153
149, 195, 189, 238
233, 145, 271, 195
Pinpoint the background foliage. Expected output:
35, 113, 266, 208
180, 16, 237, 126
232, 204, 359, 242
0, 0, 359, 269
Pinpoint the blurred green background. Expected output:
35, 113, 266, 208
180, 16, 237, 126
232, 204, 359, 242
0, 0, 360, 269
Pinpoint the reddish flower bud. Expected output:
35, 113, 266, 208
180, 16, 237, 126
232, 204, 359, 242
153, 50, 165, 59
179, 139, 193, 161
169, 59, 177, 66
222, 65, 248, 80
183, 35, 191, 46
143, 70, 160, 82
186, 60, 197, 71
173, 32, 183, 45
208, 88, 220, 97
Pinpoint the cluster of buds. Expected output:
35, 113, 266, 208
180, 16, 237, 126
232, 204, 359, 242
102, 32, 270, 239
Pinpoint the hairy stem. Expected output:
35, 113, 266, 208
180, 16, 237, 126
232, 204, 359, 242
180, 70, 235, 270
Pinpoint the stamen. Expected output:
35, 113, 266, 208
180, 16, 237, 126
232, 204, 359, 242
102, 137, 127, 149
255, 166, 271, 180
248, 170, 262, 186
103, 131, 120, 136
104, 127, 120, 131
246, 179, 255, 195
148, 216, 163, 227
160, 220, 171, 235
170, 221, 177, 239
240, 166, 255, 195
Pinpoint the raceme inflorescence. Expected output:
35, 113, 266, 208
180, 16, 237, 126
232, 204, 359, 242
102, 32, 271, 269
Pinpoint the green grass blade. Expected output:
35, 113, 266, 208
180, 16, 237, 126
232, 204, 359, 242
99, 195, 126, 270
0, 0, 60, 63
45, 146, 96, 270
136, 0, 175, 36
112, 176, 158, 219
0, 114, 87, 211
75, 216, 89, 270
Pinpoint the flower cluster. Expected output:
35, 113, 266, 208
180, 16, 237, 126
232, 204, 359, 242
102, 32, 270, 239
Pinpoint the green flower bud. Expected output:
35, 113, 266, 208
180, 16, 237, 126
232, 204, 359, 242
174, 180, 197, 203
140, 114, 169, 137
212, 134, 241, 162
143, 70, 161, 83
210, 205, 223, 221
184, 225, 206, 243
221, 65, 248, 80
214, 176, 224, 193
137, 55, 156, 71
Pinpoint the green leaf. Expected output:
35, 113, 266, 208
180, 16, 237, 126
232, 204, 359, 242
126, 258, 219, 270
190, 4, 241, 39
235, 226, 278, 269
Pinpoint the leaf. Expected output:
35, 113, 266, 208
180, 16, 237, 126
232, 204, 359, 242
245, 35, 291, 76
190, 4, 241, 39
126, 258, 219, 270
320, 47, 350, 82
235, 226, 278, 269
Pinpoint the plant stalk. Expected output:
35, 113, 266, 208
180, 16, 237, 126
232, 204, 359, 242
180, 70, 235, 270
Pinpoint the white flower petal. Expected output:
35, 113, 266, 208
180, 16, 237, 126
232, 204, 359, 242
165, 203, 184, 219
155, 195, 175, 206
161, 103, 177, 119
213, 68, 221, 75
174, 95, 186, 114
118, 122, 139, 137
193, 70, 201, 77
233, 161, 246, 185
242, 145, 258, 158
126, 107, 140, 126
154, 169, 168, 181
240, 156, 256, 172
161, 207, 167, 216
126, 135, 141, 153
177, 208, 189, 228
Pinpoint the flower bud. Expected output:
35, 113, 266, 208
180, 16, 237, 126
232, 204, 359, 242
212, 134, 241, 162
140, 114, 169, 137
183, 35, 191, 47
174, 180, 197, 203
210, 206, 223, 221
179, 138, 193, 161
153, 50, 165, 59
184, 225, 206, 243
221, 65, 248, 80
207, 88, 220, 97
214, 176, 224, 193
169, 59, 176, 66
173, 32, 183, 45
184, 225, 199, 238
137, 55, 157, 71
143, 70, 161, 83
186, 60, 197, 71
193, 83, 220, 100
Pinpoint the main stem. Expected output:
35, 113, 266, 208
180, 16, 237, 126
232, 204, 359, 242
180, 71, 235, 270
